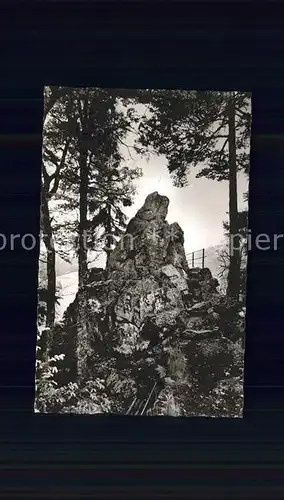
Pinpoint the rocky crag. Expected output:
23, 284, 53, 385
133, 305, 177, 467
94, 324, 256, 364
51, 192, 245, 417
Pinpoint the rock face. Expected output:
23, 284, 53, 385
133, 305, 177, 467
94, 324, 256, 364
53, 192, 245, 417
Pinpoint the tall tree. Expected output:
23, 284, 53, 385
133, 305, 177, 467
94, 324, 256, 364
134, 89, 251, 302
227, 92, 241, 300
40, 87, 72, 329
88, 155, 141, 268
51, 87, 141, 383
221, 192, 249, 306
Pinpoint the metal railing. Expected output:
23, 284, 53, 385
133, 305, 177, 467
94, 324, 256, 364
126, 381, 159, 416
187, 248, 206, 269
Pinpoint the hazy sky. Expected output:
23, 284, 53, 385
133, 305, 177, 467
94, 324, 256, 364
52, 94, 250, 274
120, 148, 249, 255
119, 99, 250, 255
86, 149, 249, 271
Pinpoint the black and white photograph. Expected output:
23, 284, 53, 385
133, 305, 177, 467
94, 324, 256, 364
35, 87, 251, 417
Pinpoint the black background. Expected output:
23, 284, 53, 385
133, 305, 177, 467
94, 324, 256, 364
0, 2, 284, 498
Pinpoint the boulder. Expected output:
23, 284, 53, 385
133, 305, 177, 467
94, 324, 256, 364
53, 192, 244, 417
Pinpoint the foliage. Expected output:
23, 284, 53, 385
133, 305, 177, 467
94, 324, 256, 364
43, 87, 142, 264
218, 207, 249, 304
36, 89, 247, 416
35, 325, 112, 414
133, 90, 250, 300
60, 379, 112, 414
166, 346, 189, 385
134, 90, 251, 187
34, 326, 65, 413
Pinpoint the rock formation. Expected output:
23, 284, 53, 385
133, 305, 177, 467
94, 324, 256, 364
52, 192, 245, 417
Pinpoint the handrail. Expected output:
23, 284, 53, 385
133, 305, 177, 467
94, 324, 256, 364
140, 381, 158, 416
126, 381, 159, 416
186, 248, 206, 269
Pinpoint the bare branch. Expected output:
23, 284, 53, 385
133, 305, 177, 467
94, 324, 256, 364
218, 137, 228, 160
117, 137, 135, 160
235, 107, 250, 119
43, 87, 63, 124
49, 138, 71, 196
41, 162, 51, 190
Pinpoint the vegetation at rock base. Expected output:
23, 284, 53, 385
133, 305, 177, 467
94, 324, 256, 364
35, 88, 249, 417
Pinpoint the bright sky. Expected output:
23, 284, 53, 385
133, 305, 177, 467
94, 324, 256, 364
121, 153, 249, 254
49, 94, 250, 274
55, 148, 249, 275
119, 99, 249, 254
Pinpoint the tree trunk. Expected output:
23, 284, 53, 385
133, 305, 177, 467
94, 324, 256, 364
39, 88, 60, 335
226, 92, 241, 302
77, 137, 90, 384
43, 87, 62, 123
41, 189, 56, 332
105, 203, 112, 269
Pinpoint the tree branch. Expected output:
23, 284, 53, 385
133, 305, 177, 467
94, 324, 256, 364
43, 87, 62, 124
235, 107, 250, 119
117, 137, 135, 160
219, 137, 228, 156
48, 138, 71, 196
76, 98, 85, 129
42, 163, 52, 192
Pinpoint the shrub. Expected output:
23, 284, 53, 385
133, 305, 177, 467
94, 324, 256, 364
34, 326, 66, 412
35, 326, 112, 414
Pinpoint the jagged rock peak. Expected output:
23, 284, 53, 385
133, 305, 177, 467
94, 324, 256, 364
107, 191, 189, 278
125, 191, 169, 237
128, 191, 169, 226
52, 191, 244, 417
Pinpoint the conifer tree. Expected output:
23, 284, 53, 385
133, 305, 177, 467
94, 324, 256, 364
133, 90, 251, 301
40, 87, 73, 329
46, 87, 141, 382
